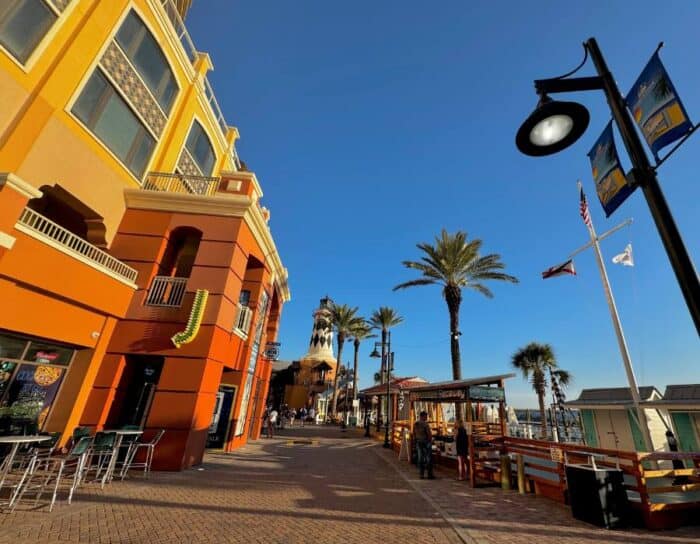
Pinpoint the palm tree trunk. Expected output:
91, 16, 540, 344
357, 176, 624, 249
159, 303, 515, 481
330, 334, 345, 416
444, 285, 462, 380
352, 339, 360, 401
537, 390, 547, 439
445, 285, 462, 421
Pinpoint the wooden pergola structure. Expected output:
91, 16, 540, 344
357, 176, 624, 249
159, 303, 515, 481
402, 373, 515, 486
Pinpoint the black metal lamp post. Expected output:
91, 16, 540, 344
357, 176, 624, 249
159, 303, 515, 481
370, 333, 394, 449
516, 37, 699, 335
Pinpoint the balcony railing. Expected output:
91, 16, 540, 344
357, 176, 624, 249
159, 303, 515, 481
160, 0, 229, 134
160, 0, 197, 62
233, 303, 253, 338
16, 208, 138, 284
143, 172, 220, 196
145, 275, 188, 307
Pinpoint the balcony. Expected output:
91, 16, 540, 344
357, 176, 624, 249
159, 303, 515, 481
16, 208, 137, 284
145, 275, 188, 307
143, 172, 220, 197
233, 303, 253, 339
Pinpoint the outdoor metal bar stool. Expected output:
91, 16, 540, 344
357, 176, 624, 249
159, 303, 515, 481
120, 429, 165, 479
83, 431, 117, 484
12, 436, 92, 512
0, 450, 38, 511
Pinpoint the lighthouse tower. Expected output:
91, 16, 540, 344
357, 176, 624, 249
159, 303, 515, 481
302, 296, 336, 362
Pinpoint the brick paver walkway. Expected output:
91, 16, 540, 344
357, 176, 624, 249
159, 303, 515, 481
0, 426, 697, 543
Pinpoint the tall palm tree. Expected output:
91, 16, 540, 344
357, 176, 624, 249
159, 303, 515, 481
511, 342, 562, 438
330, 304, 363, 417
369, 307, 403, 430
393, 229, 518, 381
368, 307, 403, 381
349, 321, 375, 401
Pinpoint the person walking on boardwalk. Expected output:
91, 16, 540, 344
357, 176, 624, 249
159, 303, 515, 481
454, 419, 468, 481
267, 407, 278, 438
413, 411, 434, 479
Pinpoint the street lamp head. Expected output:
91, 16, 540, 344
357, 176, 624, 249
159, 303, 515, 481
369, 347, 381, 358
516, 95, 590, 156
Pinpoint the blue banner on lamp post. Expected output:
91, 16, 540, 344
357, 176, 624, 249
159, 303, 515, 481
626, 52, 693, 161
587, 121, 634, 217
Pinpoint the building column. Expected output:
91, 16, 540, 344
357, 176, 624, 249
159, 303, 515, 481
145, 356, 223, 470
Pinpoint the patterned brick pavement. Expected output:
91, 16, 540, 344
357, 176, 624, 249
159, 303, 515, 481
0, 426, 697, 544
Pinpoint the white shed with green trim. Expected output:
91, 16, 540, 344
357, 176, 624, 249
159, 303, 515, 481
566, 386, 668, 452
643, 385, 700, 462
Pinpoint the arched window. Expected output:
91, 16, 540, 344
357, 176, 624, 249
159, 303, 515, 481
158, 226, 202, 279
185, 121, 216, 175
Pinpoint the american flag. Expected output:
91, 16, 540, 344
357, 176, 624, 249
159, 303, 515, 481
579, 186, 592, 229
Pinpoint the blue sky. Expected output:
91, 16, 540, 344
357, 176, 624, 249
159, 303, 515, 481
186, 1, 699, 407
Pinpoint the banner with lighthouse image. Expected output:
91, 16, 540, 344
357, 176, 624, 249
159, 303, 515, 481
626, 51, 693, 161
587, 121, 634, 217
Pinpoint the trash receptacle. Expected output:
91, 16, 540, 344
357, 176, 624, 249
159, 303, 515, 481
565, 464, 630, 529
349, 416, 357, 427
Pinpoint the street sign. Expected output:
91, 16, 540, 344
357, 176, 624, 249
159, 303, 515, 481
263, 342, 280, 360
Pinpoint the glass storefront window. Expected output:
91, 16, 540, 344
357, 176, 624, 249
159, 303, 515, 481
0, 361, 17, 397
25, 342, 74, 366
0, 331, 77, 435
0, 364, 65, 434
0, 333, 28, 359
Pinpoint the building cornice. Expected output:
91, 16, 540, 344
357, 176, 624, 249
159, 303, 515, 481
0, 172, 43, 200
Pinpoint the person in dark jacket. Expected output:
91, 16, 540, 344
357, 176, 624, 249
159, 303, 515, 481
413, 411, 434, 479
454, 419, 468, 481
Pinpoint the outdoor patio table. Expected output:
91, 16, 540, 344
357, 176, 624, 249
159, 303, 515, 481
0, 435, 51, 493
99, 430, 142, 487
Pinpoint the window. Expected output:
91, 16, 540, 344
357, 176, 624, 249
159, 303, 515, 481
0, 0, 57, 63
239, 290, 251, 306
185, 121, 216, 175
116, 10, 178, 113
73, 70, 156, 178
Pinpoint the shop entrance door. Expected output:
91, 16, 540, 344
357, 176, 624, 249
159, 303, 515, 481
108, 356, 163, 429
206, 385, 235, 449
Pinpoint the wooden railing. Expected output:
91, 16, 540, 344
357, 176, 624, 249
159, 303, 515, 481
391, 422, 700, 530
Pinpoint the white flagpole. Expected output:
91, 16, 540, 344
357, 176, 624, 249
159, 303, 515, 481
577, 181, 654, 453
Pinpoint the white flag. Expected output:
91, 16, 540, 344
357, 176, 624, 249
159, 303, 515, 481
612, 244, 634, 267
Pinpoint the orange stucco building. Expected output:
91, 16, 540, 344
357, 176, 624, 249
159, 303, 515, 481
0, 0, 289, 470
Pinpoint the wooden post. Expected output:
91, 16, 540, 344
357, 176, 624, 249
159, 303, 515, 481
516, 454, 526, 494
469, 434, 476, 488
500, 454, 512, 490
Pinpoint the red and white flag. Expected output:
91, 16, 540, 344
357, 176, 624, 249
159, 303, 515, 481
542, 259, 576, 279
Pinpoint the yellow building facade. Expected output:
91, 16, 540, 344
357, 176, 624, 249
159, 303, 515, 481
0, 0, 289, 469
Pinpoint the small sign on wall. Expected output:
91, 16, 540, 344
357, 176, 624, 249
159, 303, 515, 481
550, 447, 564, 463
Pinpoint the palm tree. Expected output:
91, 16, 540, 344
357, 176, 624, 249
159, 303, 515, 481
330, 304, 363, 417
368, 307, 403, 381
349, 321, 375, 401
393, 229, 518, 381
511, 342, 562, 438
369, 307, 403, 430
